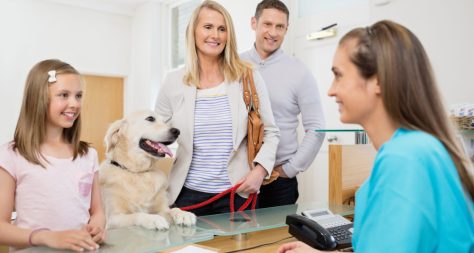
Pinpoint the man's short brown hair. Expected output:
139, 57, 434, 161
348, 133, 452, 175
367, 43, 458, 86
255, 0, 289, 21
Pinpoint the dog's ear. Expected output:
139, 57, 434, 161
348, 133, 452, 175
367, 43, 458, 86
104, 119, 125, 153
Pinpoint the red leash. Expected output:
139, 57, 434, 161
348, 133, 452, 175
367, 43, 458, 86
180, 183, 257, 212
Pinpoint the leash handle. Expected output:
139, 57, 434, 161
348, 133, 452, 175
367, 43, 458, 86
230, 186, 257, 212
180, 183, 257, 212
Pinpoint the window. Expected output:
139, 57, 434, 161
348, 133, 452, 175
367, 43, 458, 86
170, 0, 200, 68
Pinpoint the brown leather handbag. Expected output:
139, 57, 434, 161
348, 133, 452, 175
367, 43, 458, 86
243, 70, 279, 185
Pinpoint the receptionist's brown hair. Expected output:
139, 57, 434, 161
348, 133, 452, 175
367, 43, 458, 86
339, 20, 474, 199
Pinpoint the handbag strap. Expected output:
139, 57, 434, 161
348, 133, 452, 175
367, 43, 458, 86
243, 69, 260, 114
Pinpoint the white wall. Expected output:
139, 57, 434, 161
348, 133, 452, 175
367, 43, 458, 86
370, 0, 474, 105
293, 0, 474, 205
0, 0, 131, 144
127, 2, 163, 115
0, 0, 270, 144
291, 0, 371, 204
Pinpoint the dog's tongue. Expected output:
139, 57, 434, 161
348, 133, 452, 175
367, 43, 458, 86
157, 142, 173, 157
147, 140, 173, 157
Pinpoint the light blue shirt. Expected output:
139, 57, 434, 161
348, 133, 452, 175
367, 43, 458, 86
353, 128, 474, 253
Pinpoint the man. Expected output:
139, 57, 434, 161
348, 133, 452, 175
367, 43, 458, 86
241, 0, 325, 208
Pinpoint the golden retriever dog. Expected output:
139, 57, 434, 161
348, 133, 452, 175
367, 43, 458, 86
99, 110, 196, 230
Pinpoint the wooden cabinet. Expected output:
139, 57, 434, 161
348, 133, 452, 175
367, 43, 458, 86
328, 144, 377, 205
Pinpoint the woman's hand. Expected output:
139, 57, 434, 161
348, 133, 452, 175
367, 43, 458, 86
277, 241, 325, 253
274, 165, 289, 178
237, 164, 267, 194
33, 229, 99, 252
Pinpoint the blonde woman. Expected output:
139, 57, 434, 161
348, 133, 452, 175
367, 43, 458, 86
155, 0, 279, 216
278, 20, 473, 253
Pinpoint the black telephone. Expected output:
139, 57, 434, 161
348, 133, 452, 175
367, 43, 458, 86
286, 209, 353, 251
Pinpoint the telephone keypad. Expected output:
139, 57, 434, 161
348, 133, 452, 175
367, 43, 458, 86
327, 223, 353, 246
301, 208, 353, 250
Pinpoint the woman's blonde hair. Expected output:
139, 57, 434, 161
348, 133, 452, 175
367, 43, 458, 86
13, 59, 89, 167
184, 0, 251, 87
340, 20, 474, 200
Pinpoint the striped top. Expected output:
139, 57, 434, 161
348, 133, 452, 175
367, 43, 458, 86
184, 82, 233, 193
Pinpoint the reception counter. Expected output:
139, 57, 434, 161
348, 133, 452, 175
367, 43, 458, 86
14, 202, 353, 253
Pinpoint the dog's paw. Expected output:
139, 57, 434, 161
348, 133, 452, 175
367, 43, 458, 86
171, 224, 197, 236
137, 213, 170, 230
169, 207, 197, 226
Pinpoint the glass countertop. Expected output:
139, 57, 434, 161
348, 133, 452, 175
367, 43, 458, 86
16, 225, 214, 253
195, 202, 354, 236
15, 202, 354, 252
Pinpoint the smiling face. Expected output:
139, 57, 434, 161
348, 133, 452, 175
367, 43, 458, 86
103, 110, 180, 172
127, 111, 179, 158
194, 7, 227, 60
328, 40, 380, 125
252, 8, 288, 59
46, 73, 82, 131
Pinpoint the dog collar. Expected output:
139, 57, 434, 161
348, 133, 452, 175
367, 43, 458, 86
110, 160, 150, 173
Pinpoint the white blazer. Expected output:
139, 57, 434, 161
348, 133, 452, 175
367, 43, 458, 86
155, 67, 280, 205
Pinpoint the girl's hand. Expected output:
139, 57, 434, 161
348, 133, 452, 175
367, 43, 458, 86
277, 241, 325, 253
84, 224, 106, 244
237, 164, 267, 194
34, 229, 99, 252
87, 172, 106, 244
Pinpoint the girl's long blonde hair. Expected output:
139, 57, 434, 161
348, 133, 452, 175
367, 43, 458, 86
340, 20, 473, 200
183, 0, 251, 87
13, 59, 89, 167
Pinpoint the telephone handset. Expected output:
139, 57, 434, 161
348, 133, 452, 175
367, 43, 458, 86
286, 208, 353, 251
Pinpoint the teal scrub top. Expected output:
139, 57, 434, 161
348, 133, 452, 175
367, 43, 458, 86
353, 128, 474, 253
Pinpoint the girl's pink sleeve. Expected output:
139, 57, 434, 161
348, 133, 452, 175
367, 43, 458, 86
0, 144, 17, 179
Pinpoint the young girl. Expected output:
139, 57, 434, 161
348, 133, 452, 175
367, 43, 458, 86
0, 59, 106, 252
278, 20, 474, 252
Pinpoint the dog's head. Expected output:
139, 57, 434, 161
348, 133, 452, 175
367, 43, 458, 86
104, 110, 179, 172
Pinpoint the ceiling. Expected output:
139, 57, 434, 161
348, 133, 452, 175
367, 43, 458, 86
45, 0, 168, 16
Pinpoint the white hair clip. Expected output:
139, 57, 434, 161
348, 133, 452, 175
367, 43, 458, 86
47, 70, 57, 83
